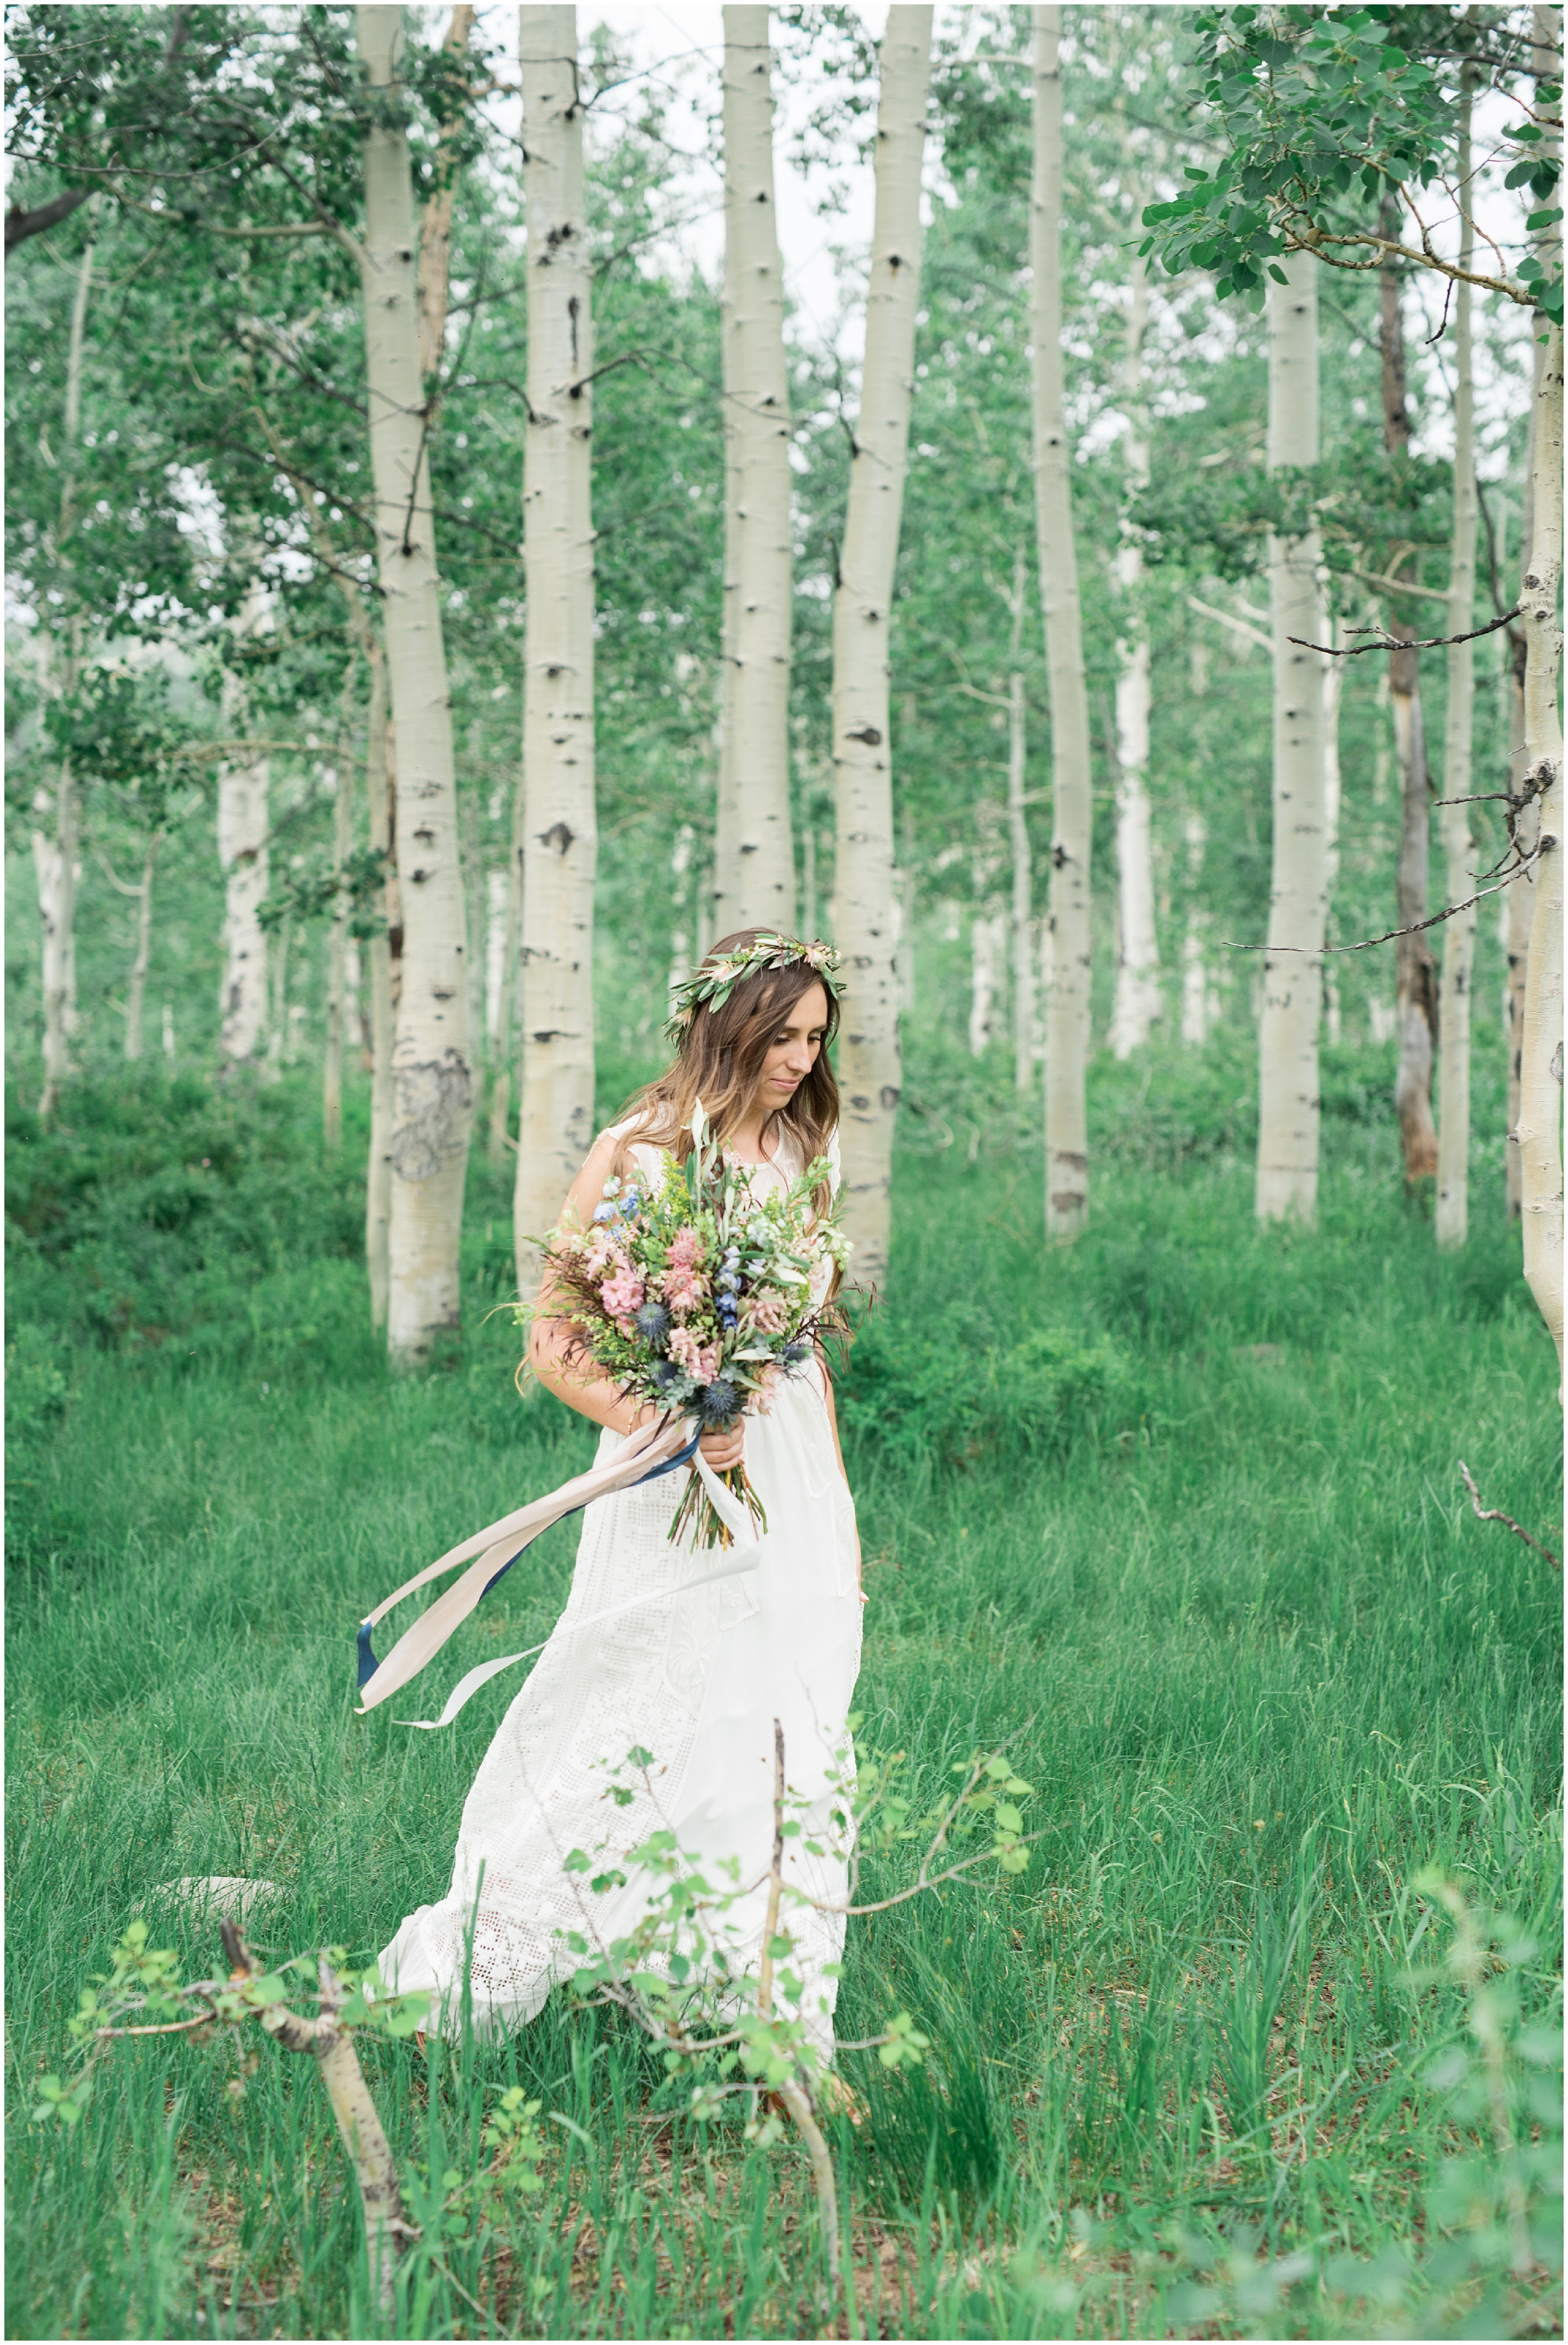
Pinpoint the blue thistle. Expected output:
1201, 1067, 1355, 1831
697, 1376, 741, 1424
634, 1300, 671, 1344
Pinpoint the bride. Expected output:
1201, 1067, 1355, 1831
378, 930, 864, 2062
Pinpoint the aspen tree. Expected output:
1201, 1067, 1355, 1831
1031, 4, 1094, 1239
831, 4, 933, 1287
1378, 224, 1440, 1184
514, 4, 598, 1300
1005, 545, 1034, 1094
716, 6, 795, 935
1436, 84, 1478, 1253
323, 750, 354, 1154
1254, 252, 1329, 1225
1508, 6, 1559, 1220
1518, 318, 1564, 1367
123, 834, 157, 1062
356, 4, 473, 1366
1505, 435, 1536, 1221
1108, 238, 1161, 1060
38, 211, 95, 1119
217, 600, 271, 1068
365, 651, 396, 1331
717, 9, 797, 942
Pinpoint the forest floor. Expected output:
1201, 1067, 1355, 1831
5, 1048, 1562, 2341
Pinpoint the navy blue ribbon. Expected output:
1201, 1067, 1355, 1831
357, 1430, 701, 1691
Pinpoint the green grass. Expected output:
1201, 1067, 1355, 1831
5, 1055, 1562, 2339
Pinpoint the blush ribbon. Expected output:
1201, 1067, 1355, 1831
355, 1417, 764, 1729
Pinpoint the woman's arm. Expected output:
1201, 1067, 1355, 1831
528, 1134, 743, 1469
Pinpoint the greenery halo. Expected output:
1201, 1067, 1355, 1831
662, 933, 845, 1048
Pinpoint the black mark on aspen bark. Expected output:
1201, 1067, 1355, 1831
844, 726, 882, 747
879, 1085, 900, 1110
539, 821, 575, 855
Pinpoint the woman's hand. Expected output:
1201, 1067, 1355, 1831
698, 1420, 744, 1474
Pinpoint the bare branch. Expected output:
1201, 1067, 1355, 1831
1459, 1462, 1561, 1570
1292, 604, 1523, 658
1226, 836, 1549, 954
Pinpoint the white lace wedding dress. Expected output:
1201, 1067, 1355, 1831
378, 1127, 862, 2056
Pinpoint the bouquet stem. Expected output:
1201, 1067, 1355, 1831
668, 1454, 769, 1551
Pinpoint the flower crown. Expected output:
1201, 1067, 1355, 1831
662, 933, 845, 1046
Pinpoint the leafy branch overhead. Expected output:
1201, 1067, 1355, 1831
1140, 5, 1563, 323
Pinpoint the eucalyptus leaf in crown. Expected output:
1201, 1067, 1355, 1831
662, 935, 845, 1046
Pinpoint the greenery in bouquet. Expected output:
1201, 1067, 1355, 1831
540, 1105, 852, 1548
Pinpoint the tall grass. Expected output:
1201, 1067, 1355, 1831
5, 1053, 1560, 2339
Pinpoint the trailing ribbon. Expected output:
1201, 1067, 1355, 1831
356, 1417, 765, 1729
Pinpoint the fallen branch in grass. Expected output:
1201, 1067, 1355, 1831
1459, 1462, 1561, 1570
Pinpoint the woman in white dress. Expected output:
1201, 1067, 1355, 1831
378, 931, 864, 2061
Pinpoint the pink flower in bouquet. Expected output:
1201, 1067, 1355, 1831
743, 1287, 790, 1336
600, 1263, 645, 1332
669, 1327, 720, 1385
583, 1225, 620, 1276
667, 1228, 702, 1270
661, 1263, 709, 1319
752, 1363, 782, 1415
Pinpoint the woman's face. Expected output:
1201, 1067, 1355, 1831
756, 981, 830, 1111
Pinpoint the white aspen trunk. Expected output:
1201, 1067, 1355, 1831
416, 4, 475, 385
969, 913, 1002, 1057
124, 832, 158, 1062
161, 1001, 175, 1060
1180, 809, 1207, 1046
1007, 667, 1034, 1093
1507, 418, 1538, 1220
1032, 6, 1093, 1239
515, 4, 598, 1296
831, 5, 933, 1289
484, 868, 508, 1048
38, 223, 96, 1119
366, 657, 396, 1331
346, 940, 364, 1058
1322, 614, 1344, 1046
1255, 253, 1329, 1224
216, 713, 270, 1067
268, 910, 291, 1074
324, 757, 354, 1153
1380, 218, 1439, 1183
358, 4, 473, 1364
716, 5, 795, 935
1436, 102, 1478, 1253
487, 817, 520, 1169
1518, 320, 1564, 1367
1108, 247, 1160, 1060
669, 824, 694, 1005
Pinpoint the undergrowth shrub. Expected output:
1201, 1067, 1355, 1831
837, 1316, 1145, 1468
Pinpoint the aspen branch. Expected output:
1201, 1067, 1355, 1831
1340, 563, 1454, 605
1291, 604, 1522, 657
1458, 1463, 1561, 1570
1187, 592, 1273, 652
1226, 838, 1549, 953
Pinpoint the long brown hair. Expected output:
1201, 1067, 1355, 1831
610, 930, 841, 1210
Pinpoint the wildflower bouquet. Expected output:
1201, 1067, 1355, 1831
543, 1107, 851, 1548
